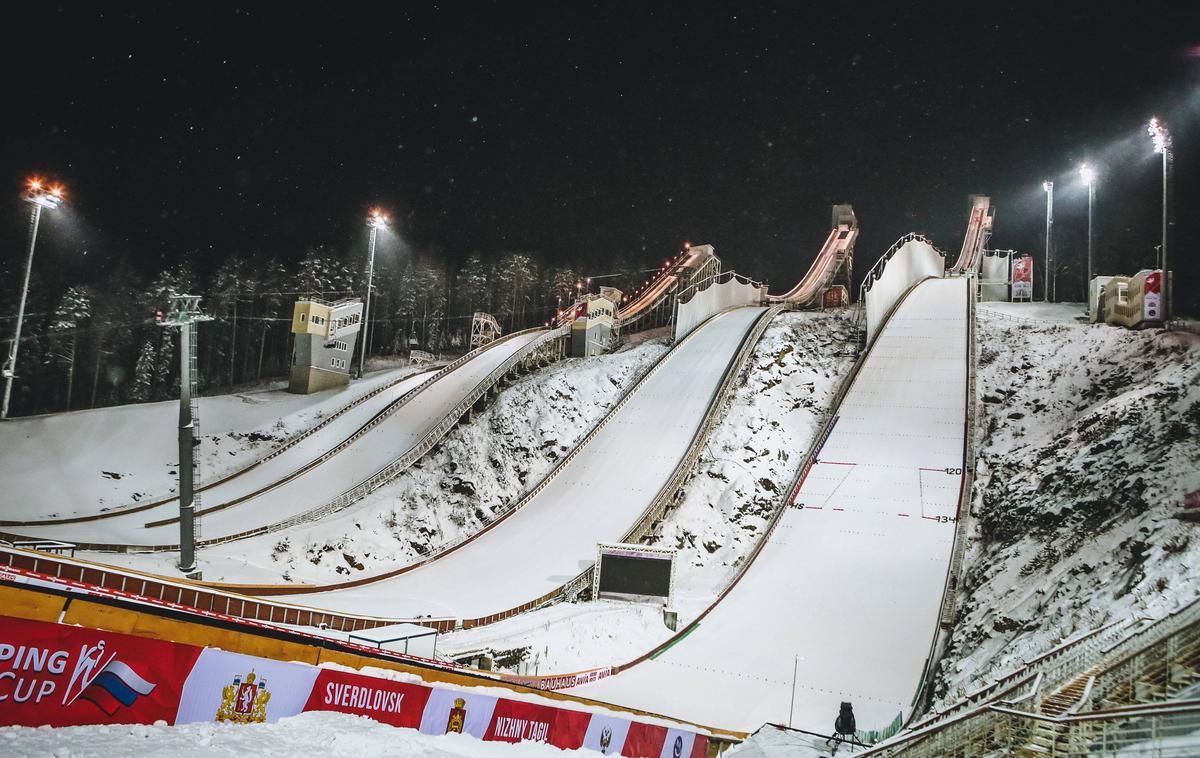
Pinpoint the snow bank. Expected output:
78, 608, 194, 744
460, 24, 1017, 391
933, 314, 1200, 706
0, 711, 591, 757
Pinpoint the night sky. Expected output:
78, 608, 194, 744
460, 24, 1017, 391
3, 3, 1198, 307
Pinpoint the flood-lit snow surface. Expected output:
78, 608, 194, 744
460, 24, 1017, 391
102, 337, 671, 582
268, 307, 767, 619
11, 332, 543, 544
437, 310, 856, 673
0, 363, 438, 521
571, 278, 968, 734
0, 711, 590, 758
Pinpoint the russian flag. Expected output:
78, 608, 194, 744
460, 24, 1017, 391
80, 660, 157, 716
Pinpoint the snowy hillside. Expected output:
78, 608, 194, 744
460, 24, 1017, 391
439, 311, 857, 673
0, 363, 438, 520
101, 338, 670, 582
933, 307, 1200, 705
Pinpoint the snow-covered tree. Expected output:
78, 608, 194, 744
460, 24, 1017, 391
211, 255, 254, 386
46, 286, 92, 410
129, 340, 156, 402
293, 246, 356, 299
495, 252, 538, 330
253, 259, 289, 380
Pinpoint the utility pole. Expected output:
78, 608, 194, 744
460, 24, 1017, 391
1042, 181, 1054, 303
358, 209, 388, 379
1148, 118, 1172, 320
157, 294, 213, 576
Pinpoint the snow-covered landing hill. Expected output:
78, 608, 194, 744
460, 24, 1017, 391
933, 307, 1200, 705
439, 311, 857, 673
102, 339, 670, 582
0, 363, 439, 519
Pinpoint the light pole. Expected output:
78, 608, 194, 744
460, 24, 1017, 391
357, 208, 388, 379
156, 295, 213, 575
1036, 181, 1056, 302
2, 179, 65, 420
1148, 117, 1172, 320
1080, 163, 1097, 299
1042, 181, 1054, 302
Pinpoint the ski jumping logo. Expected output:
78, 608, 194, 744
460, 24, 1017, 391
62, 640, 158, 716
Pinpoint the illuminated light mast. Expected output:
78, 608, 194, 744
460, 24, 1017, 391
3, 178, 66, 420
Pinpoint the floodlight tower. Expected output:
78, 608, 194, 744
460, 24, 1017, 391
1079, 163, 1097, 292
1148, 117, 1172, 319
357, 208, 388, 379
158, 294, 214, 576
1042, 181, 1054, 302
2, 179, 65, 420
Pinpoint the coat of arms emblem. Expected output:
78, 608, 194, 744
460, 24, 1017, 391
216, 671, 271, 724
445, 697, 467, 734
599, 726, 613, 753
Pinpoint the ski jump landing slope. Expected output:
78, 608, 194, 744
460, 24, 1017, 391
0, 367, 437, 525
269, 306, 769, 621
571, 277, 969, 734
11, 330, 547, 547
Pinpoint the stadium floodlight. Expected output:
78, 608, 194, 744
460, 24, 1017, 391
357, 208, 388, 378
1079, 164, 1097, 290
2, 178, 67, 420
1078, 163, 1096, 186
1148, 117, 1172, 319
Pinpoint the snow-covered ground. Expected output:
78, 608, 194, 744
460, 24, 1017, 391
0, 363, 438, 521
100, 338, 669, 582
438, 310, 856, 673
932, 309, 1200, 706
265, 306, 767, 620
0, 712, 590, 758
571, 278, 968, 734
14, 332, 545, 545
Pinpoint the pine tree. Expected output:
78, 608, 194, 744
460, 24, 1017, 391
130, 340, 156, 402
211, 255, 253, 386
254, 259, 289, 380
496, 253, 538, 331
46, 286, 93, 410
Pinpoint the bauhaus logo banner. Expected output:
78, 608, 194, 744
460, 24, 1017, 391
0, 617, 200, 727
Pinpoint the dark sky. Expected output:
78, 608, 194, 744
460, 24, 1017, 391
3, 3, 1198, 306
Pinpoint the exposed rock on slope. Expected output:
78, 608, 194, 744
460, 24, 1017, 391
934, 314, 1200, 705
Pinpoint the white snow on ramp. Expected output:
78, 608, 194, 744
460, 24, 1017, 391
15, 331, 545, 545
570, 278, 968, 734
271, 306, 768, 620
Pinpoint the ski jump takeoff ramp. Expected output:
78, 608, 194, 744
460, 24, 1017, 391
570, 277, 970, 734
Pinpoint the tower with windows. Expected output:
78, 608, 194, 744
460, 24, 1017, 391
289, 297, 364, 393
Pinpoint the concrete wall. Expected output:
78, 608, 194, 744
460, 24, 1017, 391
674, 276, 762, 342
865, 239, 945, 341
979, 251, 1011, 302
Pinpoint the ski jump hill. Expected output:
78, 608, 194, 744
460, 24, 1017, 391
0, 198, 991, 742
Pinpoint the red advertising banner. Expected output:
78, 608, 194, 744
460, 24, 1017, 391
1011, 256, 1033, 300
623, 721, 669, 757
305, 669, 432, 729
1144, 270, 1162, 321
484, 697, 591, 749
0, 611, 713, 757
0, 615, 200, 728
